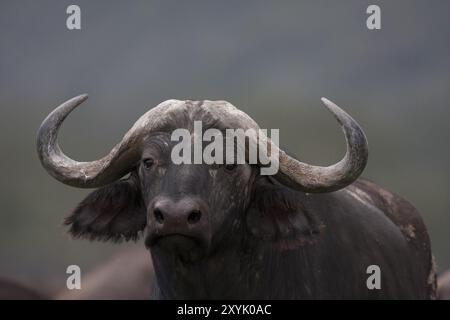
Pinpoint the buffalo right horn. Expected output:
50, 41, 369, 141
268, 98, 369, 192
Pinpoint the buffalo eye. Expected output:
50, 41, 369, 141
224, 163, 238, 171
142, 158, 155, 170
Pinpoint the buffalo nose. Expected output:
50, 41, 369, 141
152, 199, 203, 227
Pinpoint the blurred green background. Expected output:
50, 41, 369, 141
0, 0, 449, 295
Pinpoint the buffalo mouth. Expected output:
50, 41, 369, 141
145, 233, 208, 263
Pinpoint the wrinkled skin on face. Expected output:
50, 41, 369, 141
140, 133, 253, 260
135, 132, 258, 298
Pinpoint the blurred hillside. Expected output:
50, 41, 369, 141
0, 0, 449, 295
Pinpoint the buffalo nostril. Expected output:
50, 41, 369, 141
154, 208, 164, 224
187, 210, 202, 224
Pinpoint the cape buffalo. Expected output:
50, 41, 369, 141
37, 94, 436, 299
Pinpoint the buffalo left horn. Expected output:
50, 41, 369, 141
36, 94, 186, 188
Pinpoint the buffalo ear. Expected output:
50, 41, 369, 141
246, 177, 323, 249
64, 174, 147, 242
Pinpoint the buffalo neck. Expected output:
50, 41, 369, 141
149, 224, 309, 299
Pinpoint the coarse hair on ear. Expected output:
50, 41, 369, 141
64, 172, 146, 242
